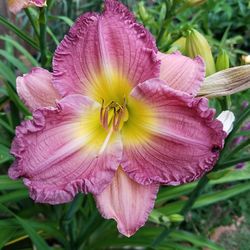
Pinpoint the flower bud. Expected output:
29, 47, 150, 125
216, 49, 230, 71
241, 55, 250, 64
187, 0, 207, 6
138, 2, 149, 22
186, 29, 216, 76
168, 37, 186, 54
8, 0, 47, 14
169, 214, 184, 222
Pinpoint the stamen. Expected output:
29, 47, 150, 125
103, 107, 109, 130
113, 109, 124, 131
99, 99, 104, 125
99, 98, 127, 131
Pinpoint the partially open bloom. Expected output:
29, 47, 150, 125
8, 0, 46, 14
10, 0, 228, 236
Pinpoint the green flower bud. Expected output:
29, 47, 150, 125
138, 2, 149, 22
169, 214, 184, 222
216, 49, 230, 71
186, 29, 216, 76
187, 0, 207, 7
168, 36, 186, 54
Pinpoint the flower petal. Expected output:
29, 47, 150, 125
121, 79, 226, 185
95, 167, 159, 237
8, 0, 46, 14
9, 95, 123, 204
53, 0, 159, 99
17, 67, 60, 111
158, 51, 205, 95
217, 111, 235, 134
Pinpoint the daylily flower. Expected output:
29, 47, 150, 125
9, 0, 228, 237
8, 0, 46, 14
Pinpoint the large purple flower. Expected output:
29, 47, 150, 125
9, 0, 227, 236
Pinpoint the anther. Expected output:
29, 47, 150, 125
99, 99, 105, 125
103, 107, 109, 130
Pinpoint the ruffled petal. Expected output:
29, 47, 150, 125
95, 167, 159, 237
53, 0, 159, 99
17, 67, 60, 111
121, 79, 226, 185
8, 0, 46, 14
9, 95, 122, 204
158, 51, 205, 95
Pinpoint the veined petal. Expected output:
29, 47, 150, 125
17, 67, 60, 111
121, 79, 226, 185
217, 111, 235, 134
8, 0, 46, 14
9, 95, 122, 204
158, 51, 205, 95
95, 167, 159, 237
53, 0, 159, 100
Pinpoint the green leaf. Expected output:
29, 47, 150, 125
0, 15, 39, 50
49, 15, 74, 26
0, 190, 28, 203
0, 204, 51, 250
0, 226, 18, 249
158, 182, 250, 215
0, 145, 13, 165
0, 35, 39, 66
4, 83, 30, 115
0, 115, 15, 135
0, 49, 29, 73
170, 230, 223, 250
0, 175, 24, 190
156, 183, 196, 205
0, 61, 16, 87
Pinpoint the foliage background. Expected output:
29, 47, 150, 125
0, 0, 250, 249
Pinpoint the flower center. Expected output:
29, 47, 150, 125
100, 98, 128, 131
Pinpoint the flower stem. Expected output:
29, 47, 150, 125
39, 7, 47, 67
0, 15, 39, 49
150, 175, 209, 248
24, 9, 39, 39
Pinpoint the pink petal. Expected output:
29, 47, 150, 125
17, 67, 61, 111
8, 0, 46, 14
158, 51, 205, 96
53, 0, 159, 98
95, 167, 159, 237
9, 95, 122, 204
122, 79, 226, 185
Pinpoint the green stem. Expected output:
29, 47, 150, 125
39, 7, 47, 67
67, 0, 73, 18
218, 96, 231, 110
150, 176, 209, 248
0, 15, 39, 50
24, 9, 40, 38
217, 156, 250, 169
180, 176, 209, 215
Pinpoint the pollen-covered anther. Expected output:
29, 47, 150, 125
100, 98, 127, 131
